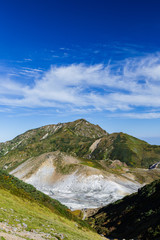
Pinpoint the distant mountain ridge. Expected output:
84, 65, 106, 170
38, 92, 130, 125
0, 118, 160, 170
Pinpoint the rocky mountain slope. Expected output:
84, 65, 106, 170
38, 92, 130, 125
0, 119, 160, 170
0, 119, 160, 210
10, 151, 160, 210
88, 178, 160, 240
0, 169, 104, 240
0, 119, 107, 170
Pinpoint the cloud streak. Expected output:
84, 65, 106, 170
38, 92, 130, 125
1, 53, 160, 118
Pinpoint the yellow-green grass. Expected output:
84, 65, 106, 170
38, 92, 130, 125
0, 188, 103, 240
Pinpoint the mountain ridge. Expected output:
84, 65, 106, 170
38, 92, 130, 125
0, 119, 160, 220
0, 118, 160, 170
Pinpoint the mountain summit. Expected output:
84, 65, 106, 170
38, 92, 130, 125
0, 119, 160, 210
0, 119, 160, 170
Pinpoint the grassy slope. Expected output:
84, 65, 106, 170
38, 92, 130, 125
90, 132, 160, 167
0, 170, 103, 240
88, 178, 160, 240
0, 169, 89, 226
0, 119, 107, 169
0, 189, 104, 240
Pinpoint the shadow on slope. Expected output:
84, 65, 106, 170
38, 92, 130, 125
88, 178, 160, 240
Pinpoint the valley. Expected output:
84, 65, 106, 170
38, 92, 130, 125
88, 178, 160, 239
0, 119, 160, 239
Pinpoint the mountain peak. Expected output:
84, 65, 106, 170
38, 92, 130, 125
1, 119, 160, 170
66, 119, 108, 138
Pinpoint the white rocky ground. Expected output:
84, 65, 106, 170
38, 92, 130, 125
10, 152, 142, 210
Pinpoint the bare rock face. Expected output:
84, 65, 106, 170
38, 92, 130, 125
89, 139, 102, 153
10, 151, 142, 210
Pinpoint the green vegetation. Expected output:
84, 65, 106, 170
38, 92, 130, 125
0, 119, 107, 170
80, 159, 104, 170
90, 132, 160, 167
88, 178, 160, 240
0, 119, 160, 170
55, 158, 78, 174
0, 170, 103, 240
0, 119, 160, 239
0, 190, 102, 240
0, 169, 87, 227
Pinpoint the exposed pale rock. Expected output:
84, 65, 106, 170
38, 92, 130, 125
11, 152, 141, 210
89, 139, 101, 153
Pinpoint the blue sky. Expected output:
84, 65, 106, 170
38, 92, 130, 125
1, 0, 160, 144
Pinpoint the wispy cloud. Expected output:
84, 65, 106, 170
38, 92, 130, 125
18, 67, 43, 78
108, 112, 160, 119
1, 53, 160, 118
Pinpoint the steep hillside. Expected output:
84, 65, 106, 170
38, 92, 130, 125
0, 119, 108, 170
0, 170, 104, 240
0, 119, 160, 170
90, 132, 160, 167
88, 179, 160, 240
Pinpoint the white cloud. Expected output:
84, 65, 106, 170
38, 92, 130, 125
1, 53, 160, 118
110, 112, 160, 119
